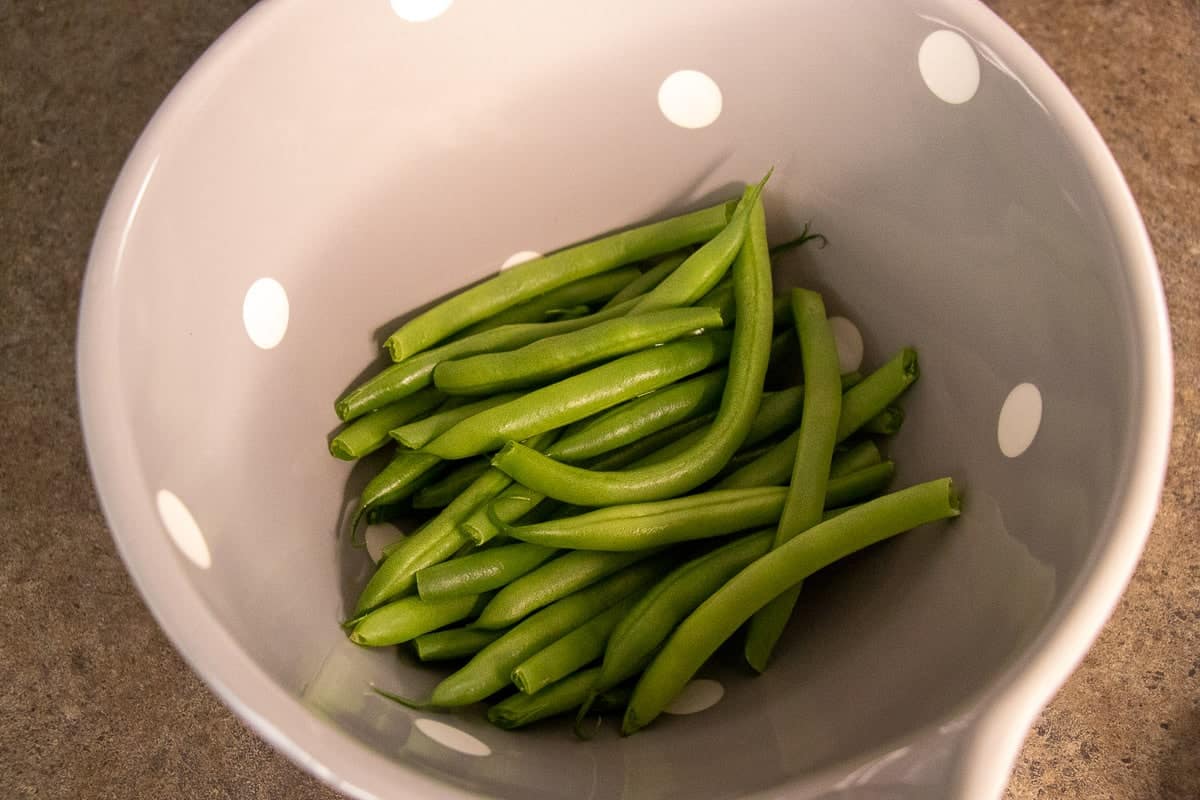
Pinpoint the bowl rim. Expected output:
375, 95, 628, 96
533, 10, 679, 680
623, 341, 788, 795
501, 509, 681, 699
77, 1, 1172, 798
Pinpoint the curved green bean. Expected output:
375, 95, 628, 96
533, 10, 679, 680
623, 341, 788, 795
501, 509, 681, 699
474, 549, 657, 630
423, 331, 733, 460
329, 388, 443, 460
511, 596, 637, 695
745, 288, 843, 671
433, 307, 724, 396
351, 450, 443, 535
413, 627, 504, 661
490, 197, 774, 505
837, 348, 919, 441
623, 478, 960, 734
349, 593, 482, 647
601, 252, 687, 309
425, 559, 667, 707
415, 542, 557, 601
391, 393, 521, 449
383, 201, 737, 361
630, 173, 768, 313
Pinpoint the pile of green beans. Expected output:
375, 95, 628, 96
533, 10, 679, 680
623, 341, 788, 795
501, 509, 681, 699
329, 177, 959, 736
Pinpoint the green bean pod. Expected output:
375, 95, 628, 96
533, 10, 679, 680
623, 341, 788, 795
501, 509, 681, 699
511, 596, 637, 695
335, 297, 642, 421
412, 459, 493, 509
836, 348, 919, 441
601, 252, 687, 309
716, 425, 893, 492
861, 405, 905, 436
426, 559, 668, 707
433, 307, 725, 396
487, 667, 605, 730
829, 440, 883, 478
329, 388, 443, 460
413, 627, 505, 661
352, 450, 444, 532
490, 197, 774, 505
383, 201, 737, 361
349, 593, 483, 647
415, 543, 558, 601
455, 267, 642, 338
623, 478, 960, 734
391, 393, 522, 449
474, 549, 658, 630
423, 331, 733, 460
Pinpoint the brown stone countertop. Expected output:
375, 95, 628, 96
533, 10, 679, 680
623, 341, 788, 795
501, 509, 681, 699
1, 1, 1196, 798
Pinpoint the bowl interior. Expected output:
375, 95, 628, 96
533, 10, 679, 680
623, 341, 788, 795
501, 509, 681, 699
83, 0, 1147, 797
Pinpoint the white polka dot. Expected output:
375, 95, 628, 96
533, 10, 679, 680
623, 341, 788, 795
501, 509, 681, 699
664, 679, 724, 715
242, 278, 289, 350
155, 489, 211, 569
389, 0, 452, 22
828, 317, 864, 374
500, 250, 542, 271
918, 30, 981, 104
413, 718, 491, 756
364, 524, 404, 564
998, 382, 1043, 458
657, 70, 723, 129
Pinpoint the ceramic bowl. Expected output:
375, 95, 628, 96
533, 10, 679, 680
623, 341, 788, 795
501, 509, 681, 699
78, 1, 1172, 797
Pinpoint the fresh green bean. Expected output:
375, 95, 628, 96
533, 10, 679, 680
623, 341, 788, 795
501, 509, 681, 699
391, 393, 521, 449
579, 528, 775, 718
491, 197, 774, 505
511, 596, 637, 695
623, 478, 960, 734
454, 267, 642, 338
824, 462, 895, 507
413, 627, 504, 661
349, 593, 482, 647
862, 405, 905, 435
336, 298, 642, 422
504, 488, 785, 551
355, 432, 556, 613
474, 549, 658, 630
716, 422, 896, 491
836, 348, 919, 441
383, 201, 737, 361
829, 439, 883, 478
601, 252, 687, 309
329, 388, 443, 460
547, 370, 728, 463
631, 174, 768, 313
416, 543, 557, 601
351, 450, 444, 534
487, 667, 605, 729
422, 559, 667, 707
423, 331, 733, 460
745, 289, 843, 671
433, 307, 725, 396
411, 458, 492, 509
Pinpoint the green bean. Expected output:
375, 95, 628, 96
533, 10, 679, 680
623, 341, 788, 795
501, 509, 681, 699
355, 431, 556, 613
383, 202, 737, 361
836, 348, 919, 441
829, 439, 883, 478
336, 298, 642, 422
547, 370, 728, 463
423, 559, 667, 707
631, 174, 768, 313
433, 307, 725, 396
391, 393, 521, 449
504, 488, 785, 551
491, 197, 774, 505
580, 528, 775, 716
745, 289, 843, 671
716, 421, 897, 491
329, 388, 443, 460
453, 267, 641, 338
511, 596, 637, 695
423, 331, 733, 460
487, 667, 605, 729
474, 549, 658, 630
351, 450, 444, 535
413, 627, 504, 661
623, 478, 960, 734
601, 252, 687, 309
412, 458, 492, 509
349, 593, 483, 647
416, 543, 557, 601
861, 405, 905, 435
824, 462, 895, 507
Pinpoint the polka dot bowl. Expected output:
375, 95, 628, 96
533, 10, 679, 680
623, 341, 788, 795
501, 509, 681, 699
77, 1, 1171, 798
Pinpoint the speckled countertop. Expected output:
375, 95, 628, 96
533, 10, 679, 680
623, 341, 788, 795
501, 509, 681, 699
1, 1, 1196, 798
